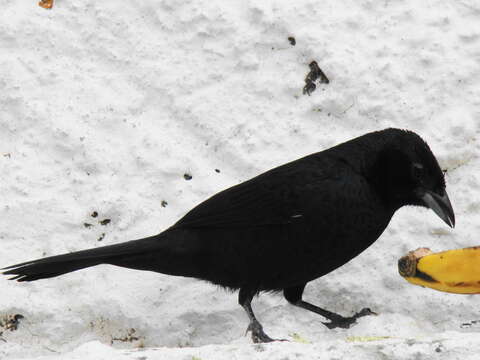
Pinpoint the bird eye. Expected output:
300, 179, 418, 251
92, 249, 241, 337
412, 163, 424, 179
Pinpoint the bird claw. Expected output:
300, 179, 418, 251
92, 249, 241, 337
322, 308, 377, 329
246, 321, 286, 343
357, 307, 377, 317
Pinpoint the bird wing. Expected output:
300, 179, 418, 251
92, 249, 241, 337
172, 156, 337, 229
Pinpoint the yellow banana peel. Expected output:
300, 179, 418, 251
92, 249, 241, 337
398, 246, 480, 294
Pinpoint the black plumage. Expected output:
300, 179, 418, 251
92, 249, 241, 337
2, 128, 455, 342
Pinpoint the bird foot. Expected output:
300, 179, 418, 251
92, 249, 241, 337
322, 307, 377, 329
246, 321, 287, 343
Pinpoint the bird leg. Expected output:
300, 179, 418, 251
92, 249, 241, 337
284, 284, 376, 329
294, 300, 375, 329
239, 288, 275, 343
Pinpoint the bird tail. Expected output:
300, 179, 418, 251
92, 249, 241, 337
2, 234, 166, 282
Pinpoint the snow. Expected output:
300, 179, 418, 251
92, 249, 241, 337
0, 0, 479, 359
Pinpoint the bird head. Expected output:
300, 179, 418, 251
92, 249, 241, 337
372, 129, 455, 228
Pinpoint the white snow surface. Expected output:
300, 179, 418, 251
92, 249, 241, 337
0, 0, 479, 359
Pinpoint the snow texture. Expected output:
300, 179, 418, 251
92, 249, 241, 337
0, 0, 479, 359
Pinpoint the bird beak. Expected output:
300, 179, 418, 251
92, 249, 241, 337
421, 190, 455, 228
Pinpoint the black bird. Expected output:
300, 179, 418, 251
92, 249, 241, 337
2, 128, 455, 343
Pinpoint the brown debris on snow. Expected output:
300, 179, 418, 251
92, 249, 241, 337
38, 0, 54, 9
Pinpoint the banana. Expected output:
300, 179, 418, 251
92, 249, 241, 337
398, 246, 480, 294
